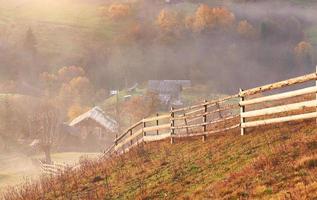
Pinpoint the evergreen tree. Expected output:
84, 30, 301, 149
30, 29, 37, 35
23, 27, 37, 57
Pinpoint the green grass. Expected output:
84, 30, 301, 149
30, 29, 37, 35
4, 120, 315, 199
101, 88, 146, 109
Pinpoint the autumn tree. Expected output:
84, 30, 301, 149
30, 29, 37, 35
59, 76, 94, 107
237, 20, 256, 39
40, 66, 96, 119
155, 9, 185, 43
57, 66, 85, 82
186, 5, 235, 33
67, 104, 90, 121
156, 9, 182, 33
40, 66, 86, 95
294, 41, 313, 68
108, 3, 131, 20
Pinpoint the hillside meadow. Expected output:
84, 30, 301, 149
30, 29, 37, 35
1, 119, 316, 199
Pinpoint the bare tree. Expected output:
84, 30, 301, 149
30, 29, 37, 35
29, 102, 61, 164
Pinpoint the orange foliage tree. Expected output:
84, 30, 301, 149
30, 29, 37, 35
156, 9, 185, 43
57, 66, 85, 82
59, 76, 94, 106
67, 104, 90, 121
294, 41, 313, 68
108, 3, 131, 20
156, 9, 182, 33
294, 41, 313, 56
186, 4, 235, 33
237, 20, 256, 38
40, 66, 96, 118
40, 66, 86, 95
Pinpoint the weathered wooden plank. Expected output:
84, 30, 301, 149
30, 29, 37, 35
184, 107, 205, 116
104, 144, 115, 154
187, 117, 203, 124
142, 114, 170, 123
173, 115, 239, 129
143, 123, 170, 132
242, 100, 317, 118
115, 121, 143, 143
172, 124, 239, 138
143, 133, 171, 142
240, 73, 317, 97
242, 112, 317, 128
173, 94, 238, 112
241, 86, 317, 106
174, 104, 239, 120
115, 129, 143, 150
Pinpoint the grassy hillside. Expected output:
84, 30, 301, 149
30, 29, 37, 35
2, 119, 316, 199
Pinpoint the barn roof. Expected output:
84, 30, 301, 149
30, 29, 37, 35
69, 106, 118, 132
148, 80, 183, 94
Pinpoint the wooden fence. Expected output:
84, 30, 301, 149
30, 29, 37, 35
105, 67, 317, 155
40, 161, 68, 175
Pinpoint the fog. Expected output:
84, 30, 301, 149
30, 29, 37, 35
0, 0, 316, 93
0, 0, 316, 190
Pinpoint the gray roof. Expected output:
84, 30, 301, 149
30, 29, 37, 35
148, 80, 184, 94
69, 106, 118, 132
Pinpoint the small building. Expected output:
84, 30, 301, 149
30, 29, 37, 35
148, 80, 191, 107
69, 107, 118, 142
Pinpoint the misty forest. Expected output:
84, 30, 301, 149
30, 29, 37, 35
0, 0, 317, 199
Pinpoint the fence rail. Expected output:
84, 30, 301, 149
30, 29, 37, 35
239, 67, 317, 135
40, 161, 68, 175
105, 67, 317, 155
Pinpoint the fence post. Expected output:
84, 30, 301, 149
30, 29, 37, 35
170, 107, 175, 144
184, 113, 189, 134
143, 120, 146, 137
202, 100, 207, 142
130, 129, 133, 146
216, 101, 223, 119
156, 113, 159, 135
239, 88, 245, 136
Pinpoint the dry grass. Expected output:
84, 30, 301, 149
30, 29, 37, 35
1, 119, 316, 199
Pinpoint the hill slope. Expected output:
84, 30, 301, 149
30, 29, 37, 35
2, 119, 316, 199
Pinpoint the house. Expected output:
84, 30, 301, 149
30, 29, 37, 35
69, 106, 118, 142
148, 80, 191, 107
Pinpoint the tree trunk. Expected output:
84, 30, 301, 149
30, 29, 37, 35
43, 145, 52, 164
